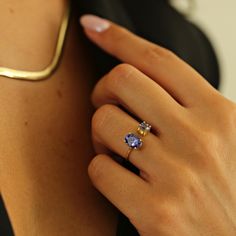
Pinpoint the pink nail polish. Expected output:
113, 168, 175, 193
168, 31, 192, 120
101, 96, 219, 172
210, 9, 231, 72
80, 14, 110, 33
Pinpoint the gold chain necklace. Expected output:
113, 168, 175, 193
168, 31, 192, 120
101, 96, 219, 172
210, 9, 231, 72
0, 2, 71, 81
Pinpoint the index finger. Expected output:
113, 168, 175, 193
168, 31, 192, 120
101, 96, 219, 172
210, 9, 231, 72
80, 14, 217, 107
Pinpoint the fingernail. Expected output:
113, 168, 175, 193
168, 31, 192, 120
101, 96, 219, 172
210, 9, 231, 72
80, 14, 111, 33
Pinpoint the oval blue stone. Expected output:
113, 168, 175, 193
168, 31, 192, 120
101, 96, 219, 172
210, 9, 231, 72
124, 133, 142, 149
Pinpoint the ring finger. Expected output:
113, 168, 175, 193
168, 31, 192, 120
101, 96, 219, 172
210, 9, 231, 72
92, 103, 167, 175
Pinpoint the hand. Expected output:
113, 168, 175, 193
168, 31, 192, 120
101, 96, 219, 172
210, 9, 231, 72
80, 15, 236, 235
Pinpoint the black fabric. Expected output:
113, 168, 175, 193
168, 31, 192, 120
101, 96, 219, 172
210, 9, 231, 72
75, 0, 220, 87
0, 196, 14, 236
0, 1, 220, 235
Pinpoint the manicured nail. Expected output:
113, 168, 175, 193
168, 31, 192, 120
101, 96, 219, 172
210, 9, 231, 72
80, 14, 111, 33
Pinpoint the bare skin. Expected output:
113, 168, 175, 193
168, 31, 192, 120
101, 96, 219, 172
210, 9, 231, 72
80, 16, 236, 236
0, 1, 117, 235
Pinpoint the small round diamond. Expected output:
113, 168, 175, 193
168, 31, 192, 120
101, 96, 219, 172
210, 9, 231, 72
137, 121, 151, 136
140, 121, 151, 131
124, 133, 143, 149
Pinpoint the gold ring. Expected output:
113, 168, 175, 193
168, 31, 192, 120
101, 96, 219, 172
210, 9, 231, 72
126, 148, 133, 162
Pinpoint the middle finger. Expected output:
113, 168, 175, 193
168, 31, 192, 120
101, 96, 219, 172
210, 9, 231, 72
92, 63, 185, 134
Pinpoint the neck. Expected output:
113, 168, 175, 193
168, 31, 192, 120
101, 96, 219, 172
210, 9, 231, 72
0, 0, 68, 71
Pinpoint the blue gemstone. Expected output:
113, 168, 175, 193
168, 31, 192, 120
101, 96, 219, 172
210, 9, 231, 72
124, 133, 142, 149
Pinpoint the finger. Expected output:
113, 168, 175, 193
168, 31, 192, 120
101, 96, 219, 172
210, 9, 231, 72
88, 154, 151, 222
92, 104, 165, 174
91, 63, 185, 133
80, 14, 217, 107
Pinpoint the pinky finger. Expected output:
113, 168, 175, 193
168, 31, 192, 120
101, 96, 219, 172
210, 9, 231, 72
88, 154, 151, 223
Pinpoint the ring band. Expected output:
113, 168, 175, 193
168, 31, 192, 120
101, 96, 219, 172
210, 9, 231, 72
126, 148, 133, 162
124, 121, 151, 161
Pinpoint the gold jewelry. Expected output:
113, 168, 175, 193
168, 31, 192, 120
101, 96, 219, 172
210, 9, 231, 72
137, 121, 152, 137
126, 148, 134, 162
0, 2, 71, 81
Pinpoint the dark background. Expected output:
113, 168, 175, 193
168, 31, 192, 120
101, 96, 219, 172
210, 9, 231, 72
0, 197, 14, 235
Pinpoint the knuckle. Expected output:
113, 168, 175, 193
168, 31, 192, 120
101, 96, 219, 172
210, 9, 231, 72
185, 174, 204, 203
151, 199, 180, 229
92, 104, 117, 138
143, 45, 176, 65
174, 168, 205, 208
205, 93, 236, 132
217, 99, 236, 131
88, 154, 106, 183
175, 113, 211, 148
104, 63, 136, 93
177, 167, 201, 198
187, 127, 215, 159
106, 63, 135, 90
178, 119, 220, 168
112, 63, 134, 76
